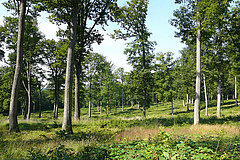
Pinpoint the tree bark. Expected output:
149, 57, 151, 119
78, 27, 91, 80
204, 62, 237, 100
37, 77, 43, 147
235, 76, 238, 107
9, 0, 26, 133
203, 74, 208, 116
194, 2, 201, 125
217, 66, 221, 118
62, 3, 78, 134
122, 90, 124, 111
27, 62, 31, 120
89, 81, 91, 118
74, 71, 80, 121
186, 86, 189, 112
38, 84, 42, 118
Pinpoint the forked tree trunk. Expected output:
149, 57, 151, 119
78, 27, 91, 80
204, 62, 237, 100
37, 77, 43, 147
235, 76, 238, 107
194, 1, 201, 125
62, 3, 78, 134
203, 74, 208, 116
9, 0, 26, 133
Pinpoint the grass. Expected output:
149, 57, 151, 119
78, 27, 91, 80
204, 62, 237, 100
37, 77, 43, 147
0, 99, 240, 159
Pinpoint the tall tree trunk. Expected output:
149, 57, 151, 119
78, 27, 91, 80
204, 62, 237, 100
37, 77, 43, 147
97, 100, 99, 112
211, 91, 213, 102
107, 99, 109, 117
217, 66, 221, 119
100, 99, 102, 114
122, 90, 124, 111
27, 62, 31, 120
74, 71, 80, 121
183, 98, 185, 107
9, 0, 26, 133
24, 96, 27, 119
171, 91, 173, 115
89, 81, 91, 118
235, 76, 238, 107
39, 85, 42, 118
203, 74, 208, 116
62, 3, 78, 134
194, 2, 201, 125
143, 89, 146, 119
186, 87, 189, 112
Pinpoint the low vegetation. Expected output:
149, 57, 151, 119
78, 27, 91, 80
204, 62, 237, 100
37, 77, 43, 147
0, 100, 240, 159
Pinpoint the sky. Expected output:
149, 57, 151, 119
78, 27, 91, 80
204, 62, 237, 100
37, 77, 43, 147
0, 0, 186, 72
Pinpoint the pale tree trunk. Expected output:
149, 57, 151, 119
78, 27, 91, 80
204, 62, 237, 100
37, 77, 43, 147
89, 81, 91, 118
9, 0, 26, 133
122, 90, 124, 111
203, 74, 208, 116
27, 62, 31, 120
74, 72, 80, 121
143, 90, 146, 119
183, 99, 185, 107
186, 87, 189, 112
38, 85, 42, 118
54, 85, 59, 119
171, 91, 173, 115
107, 99, 109, 117
131, 97, 133, 108
211, 91, 213, 102
97, 100, 99, 112
62, 3, 78, 134
194, 4, 201, 125
217, 67, 221, 119
24, 96, 27, 119
235, 76, 238, 107
100, 100, 102, 114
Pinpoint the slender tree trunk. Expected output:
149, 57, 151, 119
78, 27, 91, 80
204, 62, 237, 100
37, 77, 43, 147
186, 87, 189, 112
62, 3, 78, 134
24, 96, 27, 119
9, 0, 26, 133
194, 3, 201, 125
183, 98, 185, 107
217, 67, 221, 119
89, 81, 91, 118
27, 62, 31, 120
100, 100, 102, 114
203, 74, 208, 116
97, 100, 99, 112
74, 71, 80, 121
235, 76, 238, 107
143, 89, 147, 119
107, 99, 109, 117
39, 86, 42, 118
171, 91, 173, 115
122, 90, 124, 111
55, 86, 59, 119
211, 91, 213, 102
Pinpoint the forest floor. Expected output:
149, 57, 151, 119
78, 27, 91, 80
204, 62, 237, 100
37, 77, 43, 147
0, 100, 240, 159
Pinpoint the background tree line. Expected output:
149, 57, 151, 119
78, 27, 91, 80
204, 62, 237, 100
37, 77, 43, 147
1, 0, 240, 133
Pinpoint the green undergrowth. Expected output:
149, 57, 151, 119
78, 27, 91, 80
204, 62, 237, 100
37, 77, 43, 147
0, 100, 240, 159
26, 129, 240, 160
